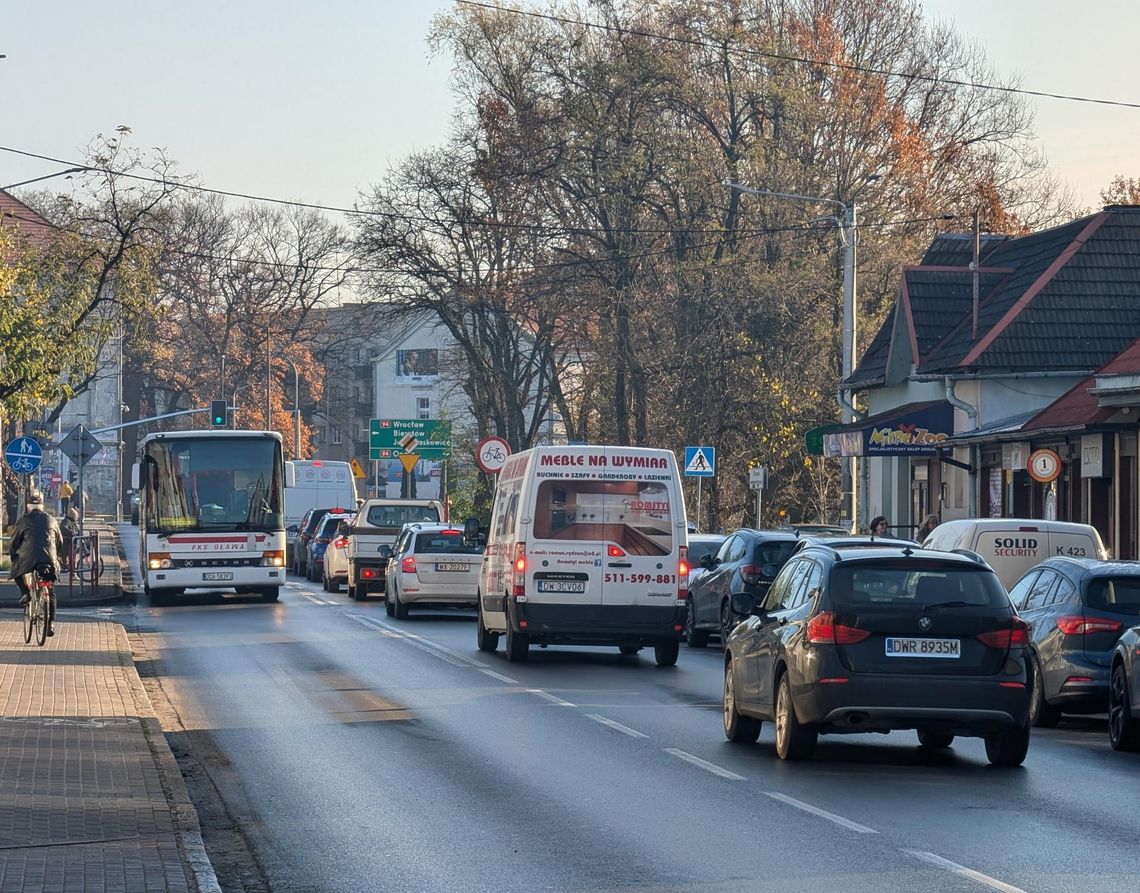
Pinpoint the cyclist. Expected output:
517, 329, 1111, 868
8, 491, 63, 635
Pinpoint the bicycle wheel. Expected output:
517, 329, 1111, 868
23, 592, 33, 643
36, 591, 50, 646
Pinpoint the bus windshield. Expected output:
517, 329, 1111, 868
144, 436, 284, 534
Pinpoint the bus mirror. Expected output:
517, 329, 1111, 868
130, 463, 140, 490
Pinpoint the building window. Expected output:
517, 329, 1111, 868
396, 349, 439, 378
331, 426, 342, 445
417, 397, 430, 420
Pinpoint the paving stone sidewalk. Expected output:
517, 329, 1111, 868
0, 616, 219, 893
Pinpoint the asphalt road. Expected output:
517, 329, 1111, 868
118, 536, 1140, 892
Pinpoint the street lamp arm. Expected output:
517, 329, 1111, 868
727, 182, 846, 213
1, 167, 88, 191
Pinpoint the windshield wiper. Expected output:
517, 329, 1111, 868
921, 600, 978, 612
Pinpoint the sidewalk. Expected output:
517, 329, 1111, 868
1, 520, 125, 609
0, 616, 219, 892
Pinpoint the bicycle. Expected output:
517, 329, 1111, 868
22, 565, 55, 647
72, 535, 106, 583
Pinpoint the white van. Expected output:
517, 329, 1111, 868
922, 518, 1108, 590
284, 460, 358, 560
476, 445, 689, 666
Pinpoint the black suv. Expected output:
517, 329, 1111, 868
722, 543, 1032, 765
686, 529, 798, 648
1007, 557, 1140, 727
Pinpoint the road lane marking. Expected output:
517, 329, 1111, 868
764, 792, 878, 834
586, 714, 649, 738
346, 614, 483, 668
664, 749, 745, 780
479, 668, 520, 684
902, 851, 1027, 893
526, 689, 576, 707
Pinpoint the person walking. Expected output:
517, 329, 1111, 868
58, 479, 74, 515
60, 507, 80, 572
8, 492, 63, 633
869, 515, 890, 537
916, 513, 941, 543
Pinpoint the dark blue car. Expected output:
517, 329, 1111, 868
305, 513, 355, 583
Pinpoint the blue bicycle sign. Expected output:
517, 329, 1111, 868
5, 437, 43, 475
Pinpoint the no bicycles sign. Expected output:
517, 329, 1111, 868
475, 436, 511, 474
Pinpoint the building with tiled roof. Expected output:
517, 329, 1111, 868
830, 205, 1140, 556
0, 187, 54, 250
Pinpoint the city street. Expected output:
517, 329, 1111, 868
116, 532, 1140, 893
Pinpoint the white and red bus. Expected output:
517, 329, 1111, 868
133, 430, 286, 603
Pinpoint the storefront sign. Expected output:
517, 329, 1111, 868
1002, 442, 1028, 471
1081, 434, 1105, 478
1027, 448, 1063, 483
823, 402, 953, 458
988, 469, 1003, 517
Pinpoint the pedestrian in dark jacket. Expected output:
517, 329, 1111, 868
8, 492, 63, 606
60, 508, 80, 569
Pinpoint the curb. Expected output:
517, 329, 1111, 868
112, 622, 223, 893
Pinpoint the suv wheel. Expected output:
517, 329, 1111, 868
686, 603, 709, 648
392, 583, 409, 619
723, 662, 761, 743
774, 672, 817, 760
984, 724, 1030, 767
719, 600, 736, 646
1109, 662, 1140, 752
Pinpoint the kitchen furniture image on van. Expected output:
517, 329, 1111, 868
477, 446, 690, 666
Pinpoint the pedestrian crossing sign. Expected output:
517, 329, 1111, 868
684, 446, 715, 477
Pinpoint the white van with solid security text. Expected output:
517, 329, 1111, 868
922, 518, 1108, 590
476, 445, 690, 666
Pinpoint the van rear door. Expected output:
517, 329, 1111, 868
600, 448, 681, 611
1047, 529, 1100, 560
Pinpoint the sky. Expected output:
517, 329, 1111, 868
3, 1, 1139, 216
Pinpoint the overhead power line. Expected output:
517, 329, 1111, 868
454, 0, 1140, 111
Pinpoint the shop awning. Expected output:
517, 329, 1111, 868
823, 400, 954, 458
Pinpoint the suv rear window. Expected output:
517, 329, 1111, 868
830, 562, 1008, 609
414, 531, 483, 555
366, 505, 441, 527
1084, 577, 1140, 616
752, 541, 796, 567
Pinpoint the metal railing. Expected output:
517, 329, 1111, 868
65, 531, 104, 598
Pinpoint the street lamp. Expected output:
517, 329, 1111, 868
728, 179, 878, 530
1, 167, 87, 191
286, 359, 302, 459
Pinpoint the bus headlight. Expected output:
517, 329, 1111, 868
148, 552, 173, 570
260, 550, 286, 567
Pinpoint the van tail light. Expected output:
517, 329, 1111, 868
740, 564, 760, 585
401, 556, 417, 575
677, 545, 689, 602
607, 544, 626, 558
978, 618, 1031, 649
512, 542, 527, 598
806, 611, 870, 645
1056, 615, 1123, 636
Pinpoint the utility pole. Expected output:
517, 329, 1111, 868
287, 359, 302, 459
265, 328, 272, 431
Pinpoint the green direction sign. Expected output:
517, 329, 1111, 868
804, 423, 842, 457
369, 418, 452, 460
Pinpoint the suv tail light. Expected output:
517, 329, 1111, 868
740, 564, 760, 585
806, 611, 870, 645
333, 536, 349, 549
401, 556, 417, 575
513, 543, 527, 598
1056, 615, 1124, 636
977, 618, 1030, 649
677, 545, 689, 602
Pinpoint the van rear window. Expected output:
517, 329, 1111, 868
829, 563, 1008, 609
532, 480, 673, 556
1084, 577, 1140, 616
366, 505, 441, 527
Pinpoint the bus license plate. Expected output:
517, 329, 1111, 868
885, 637, 960, 658
435, 563, 469, 572
202, 572, 234, 582
536, 580, 586, 593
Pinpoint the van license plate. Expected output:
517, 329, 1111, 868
202, 572, 234, 582
536, 580, 586, 593
885, 637, 960, 658
435, 563, 468, 572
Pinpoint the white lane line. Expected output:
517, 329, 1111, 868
526, 689, 576, 707
764, 792, 878, 834
352, 615, 488, 668
664, 748, 746, 780
585, 714, 649, 739
479, 668, 520, 684
902, 851, 1027, 893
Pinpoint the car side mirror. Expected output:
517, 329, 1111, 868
463, 516, 485, 547
377, 545, 392, 559
731, 592, 760, 616
699, 554, 715, 570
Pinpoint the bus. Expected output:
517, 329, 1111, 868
132, 429, 286, 603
